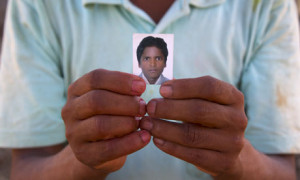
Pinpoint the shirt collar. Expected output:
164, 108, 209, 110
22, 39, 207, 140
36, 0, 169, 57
141, 73, 162, 85
81, 0, 226, 33
189, 0, 226, 8
82, 0, 226, 8
82, 0, 122, 6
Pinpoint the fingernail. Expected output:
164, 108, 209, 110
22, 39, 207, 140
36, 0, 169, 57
139, 130, 151, 143
160, 85, 173, 97
139, 98, 146, 116
141, 118, 153, 131
154, 138, 165, 146
147, 101, 156, 115
135, 116, 142, 121
132, 80, 145, 94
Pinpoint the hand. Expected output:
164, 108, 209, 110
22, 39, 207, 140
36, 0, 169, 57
140, 76, 248, 177
61, 69, 151, 176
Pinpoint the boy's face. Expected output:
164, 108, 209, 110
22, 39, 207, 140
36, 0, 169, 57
139, 46, 166, 84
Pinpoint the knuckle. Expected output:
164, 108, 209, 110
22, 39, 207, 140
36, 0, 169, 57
238, 91, 245, 102
87, 91, 102, 111
228, 110, 248, 131
194, 102, 210, 119
202, 75, 215, 82
184, 124, 202, 145
189, 151, 204, 166
88, 69, 105, 89
88, 69, 100, 89
61, 106, 68, 121
239, 114, 248, 130
234, 113, 248, 131
67, 84, 75, 97
88, 70, 99, 89
234, 89, 245, 105
94, 116, 111, 139
61, 102, 72, 122
65, 127, 74, 141
203, 76, 223, 97
231, 135, 245, 152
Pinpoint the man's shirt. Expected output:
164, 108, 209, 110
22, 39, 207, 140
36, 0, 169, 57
0, 0, 300, 179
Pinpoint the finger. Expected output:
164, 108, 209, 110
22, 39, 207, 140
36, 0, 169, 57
75, 130, 151, 167
147, 98, 236, 127
153, 138, 236, 176
160, 76, 244, 105
140, 117, 242, 151
67, 115, 139, 142
68, 69, 146, 97
72, 90, 146, 119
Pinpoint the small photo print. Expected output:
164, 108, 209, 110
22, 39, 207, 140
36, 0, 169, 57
133, 34, 174, 85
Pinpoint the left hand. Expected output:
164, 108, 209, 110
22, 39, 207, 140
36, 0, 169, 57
140, 76, 248, 177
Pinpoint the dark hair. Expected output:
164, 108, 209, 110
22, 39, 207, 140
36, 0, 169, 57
136, 36, 168, 64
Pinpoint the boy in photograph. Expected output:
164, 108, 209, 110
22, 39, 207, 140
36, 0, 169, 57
137, 36, 170, 85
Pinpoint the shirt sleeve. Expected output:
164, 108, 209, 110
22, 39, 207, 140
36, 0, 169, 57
241, 0, 300, 153
0, 0, 67, 147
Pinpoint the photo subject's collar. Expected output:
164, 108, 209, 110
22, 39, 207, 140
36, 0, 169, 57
141, 73, 163, 85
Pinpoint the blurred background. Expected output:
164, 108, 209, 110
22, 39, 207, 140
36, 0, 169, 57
0, 0, 10, 179
0, 0, 7, 53
0, 0, 300, 179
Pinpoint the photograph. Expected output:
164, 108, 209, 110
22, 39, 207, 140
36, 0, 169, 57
133, 34, 174, 85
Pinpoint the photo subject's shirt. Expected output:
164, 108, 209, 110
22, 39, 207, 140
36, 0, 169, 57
139, 73, 169, 85
0, 0, 300, 179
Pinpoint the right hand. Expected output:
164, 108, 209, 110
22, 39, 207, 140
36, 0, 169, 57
61, 69, 151, 176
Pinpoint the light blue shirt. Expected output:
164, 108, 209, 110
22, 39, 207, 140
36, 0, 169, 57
1, 0, 300, 179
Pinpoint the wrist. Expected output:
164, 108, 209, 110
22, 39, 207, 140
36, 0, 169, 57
71, 160, 108, 180
67, 147, 108, 180
213, 158, 244, 180
213, 140, 249, 180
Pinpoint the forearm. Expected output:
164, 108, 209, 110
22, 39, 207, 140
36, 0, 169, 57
214, 140, 296, 180
11, 145, 108, 180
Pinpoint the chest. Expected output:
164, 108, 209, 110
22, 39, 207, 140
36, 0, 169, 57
58, 3, 250, 87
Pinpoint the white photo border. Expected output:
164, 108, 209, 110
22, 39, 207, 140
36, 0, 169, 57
133, 34, 174, 80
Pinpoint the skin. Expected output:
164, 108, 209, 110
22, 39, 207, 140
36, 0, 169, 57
131, 0, 174, 23
11, 70, 151, 180
140, 77, 296, 179
139, 46, 166, 84
10, 1, 296, 179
